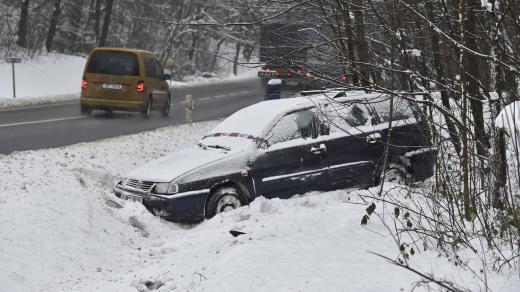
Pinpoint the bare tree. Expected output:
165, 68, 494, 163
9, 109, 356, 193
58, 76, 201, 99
98, 0, 114, 47
45, 0, 62, 52
16, 0, 30, 48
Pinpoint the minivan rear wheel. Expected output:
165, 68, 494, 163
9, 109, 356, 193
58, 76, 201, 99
141, 98, 152, 119
80, 104, 92, 116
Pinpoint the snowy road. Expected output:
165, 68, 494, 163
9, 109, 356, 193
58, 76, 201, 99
0, 78, 263, 154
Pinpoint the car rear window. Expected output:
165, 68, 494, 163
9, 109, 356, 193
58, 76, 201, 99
86, 51, 139, 76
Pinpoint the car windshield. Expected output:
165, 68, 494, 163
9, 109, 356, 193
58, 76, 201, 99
200, 98, 314, 150
86, 51, 139, 76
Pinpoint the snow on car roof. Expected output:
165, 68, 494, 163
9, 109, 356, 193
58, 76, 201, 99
205, 90, 393, 141
207, 97, 314, 138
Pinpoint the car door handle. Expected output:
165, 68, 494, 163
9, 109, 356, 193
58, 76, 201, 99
366, 133, 381, 144
310, 143, 327, 154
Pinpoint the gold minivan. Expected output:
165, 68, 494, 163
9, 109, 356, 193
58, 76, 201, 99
80, 47, 171, 118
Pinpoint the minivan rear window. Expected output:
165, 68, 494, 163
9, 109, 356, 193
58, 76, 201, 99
86, 51, 139, 76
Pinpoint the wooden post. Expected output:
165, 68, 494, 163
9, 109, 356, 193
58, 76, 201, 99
185, 94, 194, 125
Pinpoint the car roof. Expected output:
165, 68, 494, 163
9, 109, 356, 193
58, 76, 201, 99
209, 97, 312, 138
91, 47, 154, 56
207, 91, 399, 139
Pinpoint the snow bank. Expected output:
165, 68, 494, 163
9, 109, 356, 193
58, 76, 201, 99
1, 121, 518, 291
0, 121, 218, 291
169, 68, 257, 89
0, 53, 86, 100
0, 52, 257, 109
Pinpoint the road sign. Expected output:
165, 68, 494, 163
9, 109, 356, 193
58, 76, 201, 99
6, 57, 22, 98
6, 57, 22, 64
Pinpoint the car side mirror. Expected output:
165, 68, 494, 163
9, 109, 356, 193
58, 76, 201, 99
256, 138, 269, 149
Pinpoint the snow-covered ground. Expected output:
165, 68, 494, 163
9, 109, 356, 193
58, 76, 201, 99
0, 53, 86, 100
169, 69, 257, 89
1, 120, 519, 292
0, 53, 257, 109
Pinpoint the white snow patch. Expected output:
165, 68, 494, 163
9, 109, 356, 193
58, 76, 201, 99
496, 101, 520, 151
0, 120, 518, 291
168, 68, 257, 89
0, 53, 86, 100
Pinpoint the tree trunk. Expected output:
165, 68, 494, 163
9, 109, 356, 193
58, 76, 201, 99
212, 38, 225, 71
189, 31, 200, 61
463, 0, 488, 158
17, 0, 30, 48
351, 0, 371, 88
338, 0, 359, 86
45, 0, 62, 52
459, 0, 472, 222
67, 0, 84, 52
94, 0, 101, 41
233, 43, 241, 76
427, 2, 461, 154
98, 0, 114, 47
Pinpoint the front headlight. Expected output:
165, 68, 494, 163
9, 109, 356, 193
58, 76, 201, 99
154, 182, 179, 195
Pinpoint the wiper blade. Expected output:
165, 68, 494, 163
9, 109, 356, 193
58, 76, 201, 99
206, 144, 231, 151
196, 142, 230, 151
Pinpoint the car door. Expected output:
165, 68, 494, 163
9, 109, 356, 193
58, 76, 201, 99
368, 96, 429, 154
152, 57, 169, 102
252, 108, 329, 199
321, 101, 385, 188
143, 55, 165, 104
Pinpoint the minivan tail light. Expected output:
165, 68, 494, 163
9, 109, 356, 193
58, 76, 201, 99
137, 81, 144, 92
81, 78, 87, 89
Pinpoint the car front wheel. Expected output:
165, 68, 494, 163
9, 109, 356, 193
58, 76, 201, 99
206, 187, 246, 218
161, 95, 171, 117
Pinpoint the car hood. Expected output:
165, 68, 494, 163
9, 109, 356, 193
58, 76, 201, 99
126, 146, 243, 182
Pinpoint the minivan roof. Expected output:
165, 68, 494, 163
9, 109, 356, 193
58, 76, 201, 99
91, 47, 154, 55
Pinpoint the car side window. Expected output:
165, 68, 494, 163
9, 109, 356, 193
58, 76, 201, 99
324, 103, 370, 133
267, 109, 319, 145
144, 57, 157, 78
153, 58, 164, 79
367, 97, 414, 124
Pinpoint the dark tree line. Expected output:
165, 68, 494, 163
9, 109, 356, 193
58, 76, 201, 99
247, 0, 520, 284
1, 0, 262, 77
302, 0, 520, 282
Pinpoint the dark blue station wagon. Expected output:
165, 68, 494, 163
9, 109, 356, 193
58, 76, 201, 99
114, 92, 436, 222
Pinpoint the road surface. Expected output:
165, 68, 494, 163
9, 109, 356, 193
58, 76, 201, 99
0, 78, 266, 154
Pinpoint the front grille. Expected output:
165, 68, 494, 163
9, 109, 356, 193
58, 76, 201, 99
124, 179, 155, 192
